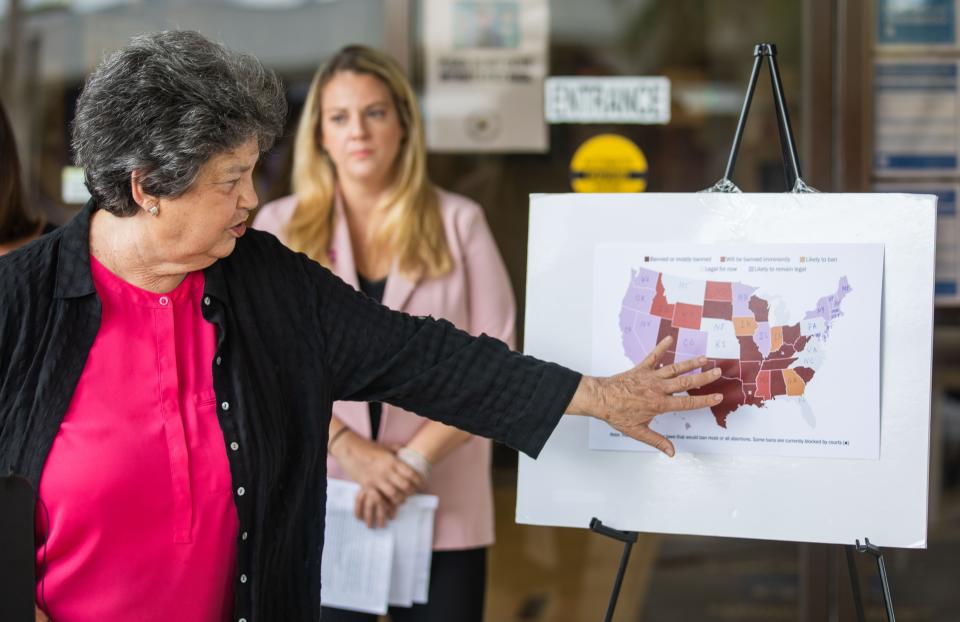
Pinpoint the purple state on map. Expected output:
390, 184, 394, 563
676, 327, 708, 358
617, 271, 852, 428
619, 302, 660, 364
803, 276, 851, 337
731, 282, 758, 316
753, 321, 771, 355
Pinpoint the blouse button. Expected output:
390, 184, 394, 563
241, 531, 248, 541
239, 619, 247, 622
240, 574, 248, 584
216, 356, 222, 366
203, 296, 211, 306
230, 442, 239, 451
221, 401, 230, 411
158, 296, 169, 306
237, 486, 245, 496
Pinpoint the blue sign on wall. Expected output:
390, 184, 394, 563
878, 0, 955, 45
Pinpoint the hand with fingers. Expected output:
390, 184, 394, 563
328, 431, 425, 527
354, 484, 397, 529
566, 335, 723, 457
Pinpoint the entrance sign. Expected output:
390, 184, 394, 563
545, 77, 671, 124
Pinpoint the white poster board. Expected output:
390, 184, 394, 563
517, 193, 936, 548
875, 182, 960, 305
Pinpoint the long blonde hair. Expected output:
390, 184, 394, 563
286, 45, 451, 280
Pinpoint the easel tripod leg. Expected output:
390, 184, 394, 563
855, 538, 896, 622
603, 539, 634, 622
844, 545, 866, 622
876, 553, 896, 622
589, 519, 639, 622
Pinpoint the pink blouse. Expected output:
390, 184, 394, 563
35, 255, 238, 621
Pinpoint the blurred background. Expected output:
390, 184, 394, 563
2, 1, 958, 620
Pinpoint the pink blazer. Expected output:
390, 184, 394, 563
252, 188, 515, 550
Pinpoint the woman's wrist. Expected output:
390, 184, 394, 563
328, 425, 353, 457
396, 446, 431, 479
567, 375, 605, 420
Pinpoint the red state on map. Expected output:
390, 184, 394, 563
769, 344, 797, 359
702, 300, 733, 320
756, 370, 772, 399
782, 322, 801, 345
656, 318, 679, 352
705, 281, 733, 301
760, 357, 797, 371
714, 358, 741, 378
743, 384, 765, 407
689, 375, 746, 428
672, 302, 703, 330
738, 336, 763, 361
794, 366, 816, 383
770, 370, 787, 396
748, 295, 770, 322
650, 274, 675, 319
740, 361, 761, 384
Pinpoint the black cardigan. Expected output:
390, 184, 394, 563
0, 201, 581, 621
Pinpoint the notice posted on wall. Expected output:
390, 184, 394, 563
874, 59, 960, 177
423, 0, 548, 152
877, 0, 956, 48
589, 244, 883, 459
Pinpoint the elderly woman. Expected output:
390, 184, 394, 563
0, 31, 722, 622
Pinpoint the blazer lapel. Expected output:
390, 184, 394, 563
329, 194, 360, 291
382, 262, 417, 312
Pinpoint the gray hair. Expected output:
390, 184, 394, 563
72, 30, 286, 216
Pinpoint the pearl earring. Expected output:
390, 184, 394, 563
148, 204, 159, 217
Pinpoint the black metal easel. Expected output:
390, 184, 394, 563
589, 517, 639, 622
848, 538, 897, 622
704, 43, 817, 194
589, 43, 896, 622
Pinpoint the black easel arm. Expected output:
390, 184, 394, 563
722, 48, 765, 185
764, 44, 803, 188
590, 517, 639, 544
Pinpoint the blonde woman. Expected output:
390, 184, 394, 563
253, 46, 514, 621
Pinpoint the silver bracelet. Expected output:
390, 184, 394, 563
397, 447, 431, 479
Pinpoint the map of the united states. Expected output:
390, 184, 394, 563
618, 268, 851, 427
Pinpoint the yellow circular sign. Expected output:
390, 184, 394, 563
570, 134, 648, 192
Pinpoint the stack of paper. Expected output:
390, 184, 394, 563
320, 478, 439, 615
